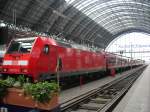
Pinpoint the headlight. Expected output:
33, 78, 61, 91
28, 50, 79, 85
3, 68, 7, 72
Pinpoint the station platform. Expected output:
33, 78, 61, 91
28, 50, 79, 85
59, 68, 140, 104
113, 65, 150, 112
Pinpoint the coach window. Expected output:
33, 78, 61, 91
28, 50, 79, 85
43, 45, 49, 54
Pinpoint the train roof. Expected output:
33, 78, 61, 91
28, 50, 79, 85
14, 37, 35, 42
56, 40, 103, 53
12, 36, 103, 53
39, 36, 103, 53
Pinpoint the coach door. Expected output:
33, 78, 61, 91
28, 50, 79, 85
42, 45, 57, 72
48, 45, 57, 72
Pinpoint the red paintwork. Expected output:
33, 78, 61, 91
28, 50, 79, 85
1, 37, 107, 81
1, 36, 144, 81
105, 52, 144, 69
0, 56, 3, 72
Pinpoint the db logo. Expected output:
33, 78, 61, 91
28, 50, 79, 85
0, 107, 8, 112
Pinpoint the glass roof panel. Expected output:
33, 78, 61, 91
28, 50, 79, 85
102, 17, 150, 27
75, 0, 99, 9
63, 0, 150, 47
64, 0, 77, 4
111, 26, 150, 34
96, 12, 150, 25
88, 7, 149, 20
107, 22, 150, 33
64, 0, 150, 36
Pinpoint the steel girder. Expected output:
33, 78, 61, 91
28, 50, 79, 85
0, 0, 150, 48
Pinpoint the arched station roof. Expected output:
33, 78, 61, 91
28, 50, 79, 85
0, 0, 149, 48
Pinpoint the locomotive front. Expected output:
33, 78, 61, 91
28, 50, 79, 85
1, 37, 36, 79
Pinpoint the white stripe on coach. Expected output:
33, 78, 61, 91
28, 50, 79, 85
3, 60, 12, 65
3, 60, 28, 66
18, 60, 28, 66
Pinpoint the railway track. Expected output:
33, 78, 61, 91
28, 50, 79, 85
61, 66, 146, 112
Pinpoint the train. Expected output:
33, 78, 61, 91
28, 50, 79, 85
0, 36, 145, 82
0, 51, 4, 73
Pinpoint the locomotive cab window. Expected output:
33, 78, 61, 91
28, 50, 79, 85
7, 37, 35, 54
43, 45, 49, 54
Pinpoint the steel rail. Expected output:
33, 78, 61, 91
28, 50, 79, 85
61, 65, 146, 112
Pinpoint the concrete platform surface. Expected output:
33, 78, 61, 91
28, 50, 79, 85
59, 68, 139, 104
113, 65, 150, 112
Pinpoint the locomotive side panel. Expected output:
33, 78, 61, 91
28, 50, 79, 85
57, 46, 82, 73
36, 44, 58, 80
56, 46, 107, 76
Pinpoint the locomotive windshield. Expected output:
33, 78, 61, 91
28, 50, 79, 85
7, 38, 35, 53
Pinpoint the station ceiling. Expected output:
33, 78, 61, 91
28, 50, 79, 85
0, 0, 149, 49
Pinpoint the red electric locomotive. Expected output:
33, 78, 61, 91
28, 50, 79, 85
1, 36, 107, 82
1, 35, 145, 82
